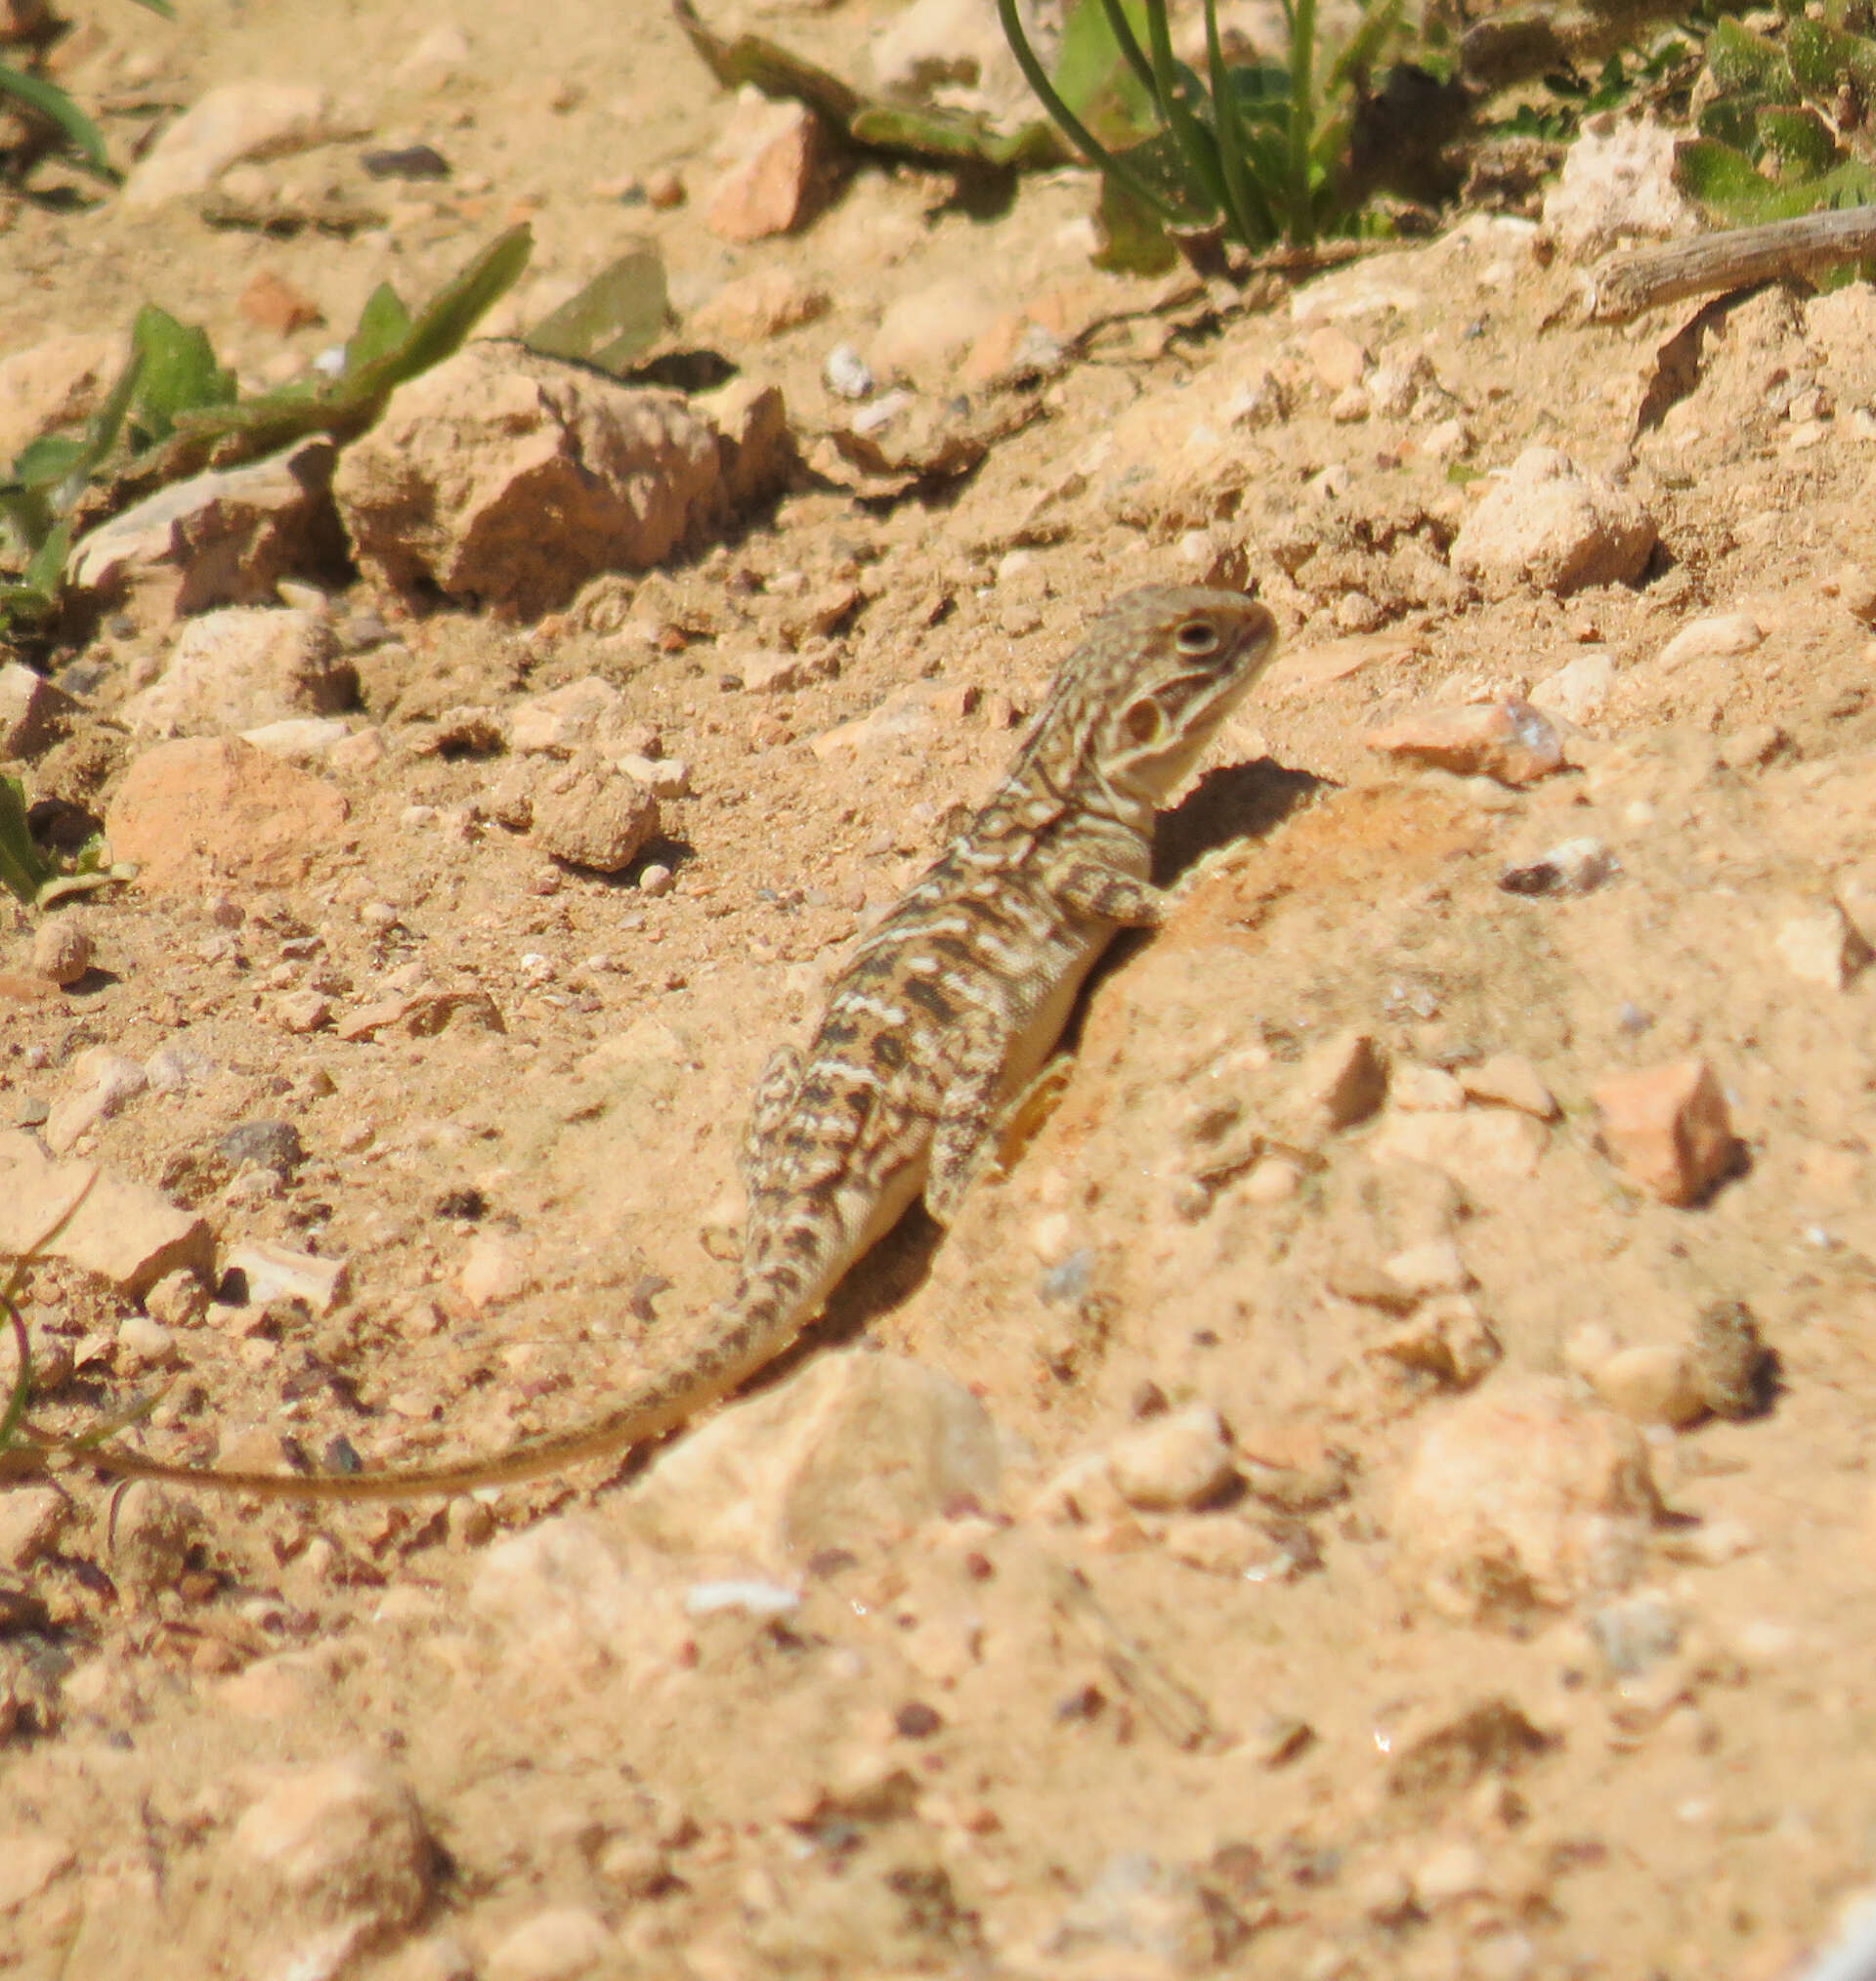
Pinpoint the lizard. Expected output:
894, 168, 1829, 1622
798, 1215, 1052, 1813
52, 583, 1280, 1501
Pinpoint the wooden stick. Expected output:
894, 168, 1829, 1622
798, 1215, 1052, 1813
1584, 209, 1876, 323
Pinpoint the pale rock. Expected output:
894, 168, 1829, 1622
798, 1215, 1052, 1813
1105, 1403, 1236, 1512
508, 676, 626, 755
704, 91, 829, 242
66, 439, 345, 619
458, 1231, 533, 1309
1774, 899, 1870, 989
395, 23, 471, 83
469, 1520, 684, 1680
1542, 113, 1696, 251
1688, 1298, 1768, 1421
487, 1907, 618, 1981
274, 989, 332, 1033
124, 604, 355, 736
109, 1481, 199, 1594
1382, 1236, 1472, 1298
1393, 1377, 1659, 1619
1655, 611, 1764, 673
529, 754, 660, 872
1450, 449, 1656, 596
1530, 648, 1615, 724
334, 344, 789, 619
697, 376, 796, 511
617, 752, 689, 798
225, 1240, 348, 1313
0, 330, 123, 462
1286, 1028, 1387, 1134
0, 1131, 213, 1294
1029, 1449, 1129, 1526
1, 661, 78, 757
0, 1485, 67, 1569
871, 278, 1002, 383
1499, 836, 1615, 896
1365, 698, 1564, 786
1049, 1852, 1240, 1969
29, 914, 90, 986
105, 735, 350, 891
1371, 1295, 1501, 1390
689, 268, 831, 344
740, 647, 837, 693
115, 1311, 177, 1370
1391, 1063, 1466, 1112
1329, 385, 1371, 423
1591, 1057, 1736, 1205
1414, 1840, 1491, 1907
1160, 1513, 1294, 1578
0, 1833, 74, 1913
1562, 1320, 1621, 1383
44, 1050, 149, 1155
227, 1758, 432, 1933
1370, 1108, 1548, 1188
1461, 1053, 1557, 1120
240, 714, 351, 757
123, 83, 350, 207
624, 1351, 999, 1569
1829, 560, 1876, 627
1592, 1343, 1706, 1429
145, 1268, 210, 1326
1303, 325, 1369, 392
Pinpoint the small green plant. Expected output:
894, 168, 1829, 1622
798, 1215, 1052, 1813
0, 0, 172, 184
0, 224, 532, 636
1676, 10, 1876, 222
999, 0, 1405, 261
0, 771, 127, 907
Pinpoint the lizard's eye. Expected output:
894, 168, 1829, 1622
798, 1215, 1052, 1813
1175, 619, 1220, 656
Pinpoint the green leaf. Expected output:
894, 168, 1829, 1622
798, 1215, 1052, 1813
0, 62, 109, 173
1757, 103, 1841, 177
343, 284, 413, 375
1704, 19, 1790, 96
526, 242, 669, 373
129, 306, 236, 445
1054, 0, 1158, 146
0, 775, 53, 906
1697, 91, 1763, 151
337, 223, 533, 400
1092, 172, 1178, 272
1788, 18, 1876, 100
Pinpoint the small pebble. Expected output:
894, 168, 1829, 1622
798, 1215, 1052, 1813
822, 342, 874, 401
638, 862, 674, 897
1688, 1299, 1769, 1419
30, 917, 90, 986
1500, 837, 1615, 897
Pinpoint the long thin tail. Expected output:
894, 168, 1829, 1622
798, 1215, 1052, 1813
73, 1271, 806, 1502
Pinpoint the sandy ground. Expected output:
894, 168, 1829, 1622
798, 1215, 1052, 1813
5, 2, 1876, 1977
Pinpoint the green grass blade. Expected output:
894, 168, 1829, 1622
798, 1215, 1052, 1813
1285, 0, 1316, 243
1204, 0, 1275, 246
996, 0, 1190, 222
0, 773, 54, 905
1092, 0, 1158, 100
0, 62, 108, 173
1140, 0, 1226, 220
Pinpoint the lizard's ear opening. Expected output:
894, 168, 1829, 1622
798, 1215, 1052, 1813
1121, 700, 1163, 747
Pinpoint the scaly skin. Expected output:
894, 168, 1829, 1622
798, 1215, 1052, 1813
64, 585, 1279, 1500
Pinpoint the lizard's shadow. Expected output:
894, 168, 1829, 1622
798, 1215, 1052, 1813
759, 755, 1324, 1382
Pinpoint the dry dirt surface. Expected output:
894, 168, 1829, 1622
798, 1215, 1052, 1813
6, 2, 1876, 1978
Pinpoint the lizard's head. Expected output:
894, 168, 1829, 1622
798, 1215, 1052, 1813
1093, 586, 1281, 804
